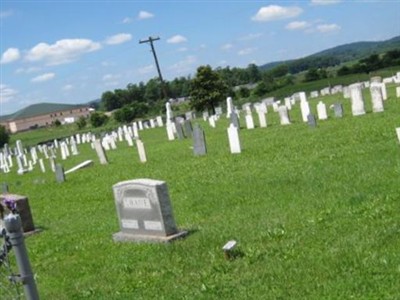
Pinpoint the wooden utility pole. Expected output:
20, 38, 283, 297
139, 36, 168, 99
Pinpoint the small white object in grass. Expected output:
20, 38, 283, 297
222, 240, 237, 251
396, 128, 400, 143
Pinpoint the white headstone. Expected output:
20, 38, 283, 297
227, 124, 241, 154
245, 114, 255, 129
396, 128, 400, 143
136, 139, 147, 163
278, 106, 291, 125
166, 101, 174, 121
300, 99, 311, 123
209, 116, 216, 128
349, 83, 366, 116
316, 101, 328, 120
257, 111, 267, 128
396, 86, 400, 98
226, 97, 234, 118
370, 83, 384, 113
166, 123, 175, 141
39, 158, 46, 173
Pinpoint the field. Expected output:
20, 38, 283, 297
2, 85, 400, 299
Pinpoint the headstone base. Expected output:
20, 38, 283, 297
113, 230, 188, 243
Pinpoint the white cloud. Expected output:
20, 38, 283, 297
138, 65, 154, 75
0, 84, 18, 103
102, 74, 121, 81
105, 33, 132, 45
238, 33, 263, 41
252, 5, 303, 22
168, 55, 197, 74
286, 21, 311, 30
317, 23, 341, 33
1, 48, 21, 64
238, 48, 257, 56
26, 39, 101, 65
311, 0, 341, 5
31, 73, 55, 83
167, 35, 187, 44
221, 43, 233, 51
0, 10, 13, 19
137, 11, 154, 20
15, 67, 41, 74
62, 84, 74, 91
122, 17, 133, 24
177, 47, 188, 52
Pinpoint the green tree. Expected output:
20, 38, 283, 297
90, 112, 108, 127
189, 65, 228, 114
101, 91, 121, 111
53, 119, 61, 127
76, 116, 87, 130
0, 125, 10, 148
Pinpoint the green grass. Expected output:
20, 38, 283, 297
2, 84, 400, 299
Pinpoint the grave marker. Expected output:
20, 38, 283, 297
55, 164, 65, 183
227, 124, 241, 154
193, 124, 207, 156
112, 179, 188, 243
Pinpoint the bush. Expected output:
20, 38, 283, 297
0, 125, 10, 148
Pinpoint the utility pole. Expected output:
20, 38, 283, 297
139, 36, 168, 100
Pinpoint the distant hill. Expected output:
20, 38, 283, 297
259, 35, 400, 73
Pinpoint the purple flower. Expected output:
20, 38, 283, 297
2, 198, 17, 214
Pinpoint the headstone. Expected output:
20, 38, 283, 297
307, 114, 317, 128
55, 164, 65, 183
93, 139, 108, 165
316, 101, 328, 120
166, 101, 174, 122
215, 107, 223, 115
380, 82, 388, 100
245, 114, 255, 129
112, 179, 188, 243
395, 127, 400, 143
39, 158, 46, 173
166, 123, 175, 141
370, 83, 384, 113
49, 156, 56, 172
0, 194, 35, 233
64, 160, 93, 174
230, 112, 240, 129
300, 99, 310, 123
333, 103, 344, 118
193, 124, 207, 156
227, 124, 241, 154
156, 116, 164, 127
175, 122, 185, 139
184, 120, 193, 138
208, 116, 216, 128
278, 106, 290, 125
349, 83, 365, 116
257, 111, 267, 128
396, 87, 400, 98
136, 139, 147, 163
202, 111, 209, 121
226, 97, 234, 118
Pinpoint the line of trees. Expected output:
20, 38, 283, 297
337, 50, 400, 76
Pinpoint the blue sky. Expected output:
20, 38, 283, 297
1, 0, 399, 115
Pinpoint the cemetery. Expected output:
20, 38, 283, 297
1, 77, 400, 298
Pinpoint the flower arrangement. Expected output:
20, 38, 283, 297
0, 198, 18, 219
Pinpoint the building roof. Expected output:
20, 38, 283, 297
0, 102, 88, 122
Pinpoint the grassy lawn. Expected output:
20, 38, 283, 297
2, 84, 400, 299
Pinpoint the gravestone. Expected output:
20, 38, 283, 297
226, 97, 234, 118
175, 122, 185, 139
349, 83, 365, 116
184, 120, 193, 138
316, 101, 328, 120
166, 123, 175, 141
136, 139, 147, 163
396, 128, 400, 143
230, 112, 240, 129
370, 83, 384, 113
278, 106, 291, 125
396, 87, 400, 98
55, 164, 65, 183
112, 179, 188, 243
300, 99, 310, 123
307, 114, 317, 128
227, 124, 241, 154
245, 114, 255, 129
0, 194, 36, 233
193, 124, 207, 156
333, 103, 343, 118
257, 111, 267, 128
93, 140, 108, 164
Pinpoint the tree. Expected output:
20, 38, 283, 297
101, 91, 121, 111
53, 119, 61, 127
0, 125, 10, 148
189, 65, 228, 114
90, 112, 108, 127
76, 116, 87, 130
